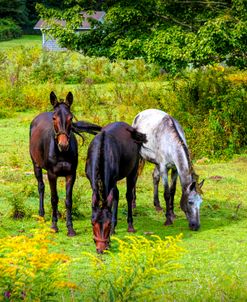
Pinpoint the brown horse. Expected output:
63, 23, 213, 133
85, 122, 147, 253
30, 91, 101, 236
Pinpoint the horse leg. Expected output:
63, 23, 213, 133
110, 186, 119, 235
126, 170, 138, 233
161, 168, 174, 226
169, 168, 178, 221
33, 164, 45, 217
131, 182, 137, 209
153, 165, 163, 211
65, 174, 76, 237
47, 172, 59, 232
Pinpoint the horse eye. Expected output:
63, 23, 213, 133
188, 201, 194, 205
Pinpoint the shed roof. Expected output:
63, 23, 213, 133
34, 11, 105, 30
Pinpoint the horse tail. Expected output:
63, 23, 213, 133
127, 127, 147, 176
72, 121, 102, 136
127, 128, 147, 146
137, 157, 145, 176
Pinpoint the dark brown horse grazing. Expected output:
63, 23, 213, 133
30, 91, 101, 236
85, 122, 147, 253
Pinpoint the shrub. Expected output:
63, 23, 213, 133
82, 234, 185, 301
171, 66, 247, 158
0, 19, 22, 41
0, 218, 78, 301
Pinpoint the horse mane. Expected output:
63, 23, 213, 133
163, 115, 194, 172
164, 115, 202, 191
97, 131, 106, 205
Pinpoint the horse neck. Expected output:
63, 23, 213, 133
173, 144, 194, 189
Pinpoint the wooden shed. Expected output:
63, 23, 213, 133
34, 11, 105, 51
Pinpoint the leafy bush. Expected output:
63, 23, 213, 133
0, 19, 22, 41
172, 66, 247, 158
0, 46, 246, 159
0, 219, 77, 301
82, 234, 185, 301
144, 26, 195, 74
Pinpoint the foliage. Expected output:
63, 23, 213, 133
143, 26, 195, 73
0, 218, 78, 301
0, 0, 28, 26
83, 234, 185, 301
36, 0, 247, 71
0, 101, 247, 301
0, 18, 22, 41
171, 66, 247, 158
0, 45, 246, 158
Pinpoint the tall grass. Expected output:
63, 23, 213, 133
0, 46, 246, 158
0, 110, 247, 301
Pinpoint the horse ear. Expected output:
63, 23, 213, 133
50, 91, 58, 107
199, 179, 205, 189
65, 92, 73, 107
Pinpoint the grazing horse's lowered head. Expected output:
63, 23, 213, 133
92, 205, 112, 253
180, 179, 204, 231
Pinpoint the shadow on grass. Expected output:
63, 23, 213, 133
108, 196, 247, 248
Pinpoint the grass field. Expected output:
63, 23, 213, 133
0, 36, 246, 301
0, 35, 42, 50
0, 109, 247, 301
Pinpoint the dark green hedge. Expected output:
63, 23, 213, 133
0, 19, 22, 41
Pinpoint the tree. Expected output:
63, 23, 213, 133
36, 0, 247, 72
0, 0, 28, 26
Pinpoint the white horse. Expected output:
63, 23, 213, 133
132, 109, 204, 230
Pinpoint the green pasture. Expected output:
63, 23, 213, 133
0, 35, 42, 50
0, 37, 247, 301
0, 109, 247, 301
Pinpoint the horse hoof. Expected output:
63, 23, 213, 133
155, 206, 163, 212
128, 227, 136, 233
132, 202, 136, 209
164, 219, 173, 226
67, 229, 76, 237
51, 226, 58, 233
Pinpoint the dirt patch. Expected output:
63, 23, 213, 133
209, 175, 224, 181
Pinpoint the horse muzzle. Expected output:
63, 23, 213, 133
57, 134, 70, 152
189, 221, 200, 231
94, 236, 109, 254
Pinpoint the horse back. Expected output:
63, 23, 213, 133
86, 122, 143, 193
133, 109, 187, 164
103, 122, 141, 176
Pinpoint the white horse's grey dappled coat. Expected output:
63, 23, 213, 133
132, 109, 204, 230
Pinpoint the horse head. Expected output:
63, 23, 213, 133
180, 180, 204, 231
92, 206, 112, 254
50, 91, 73, 152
